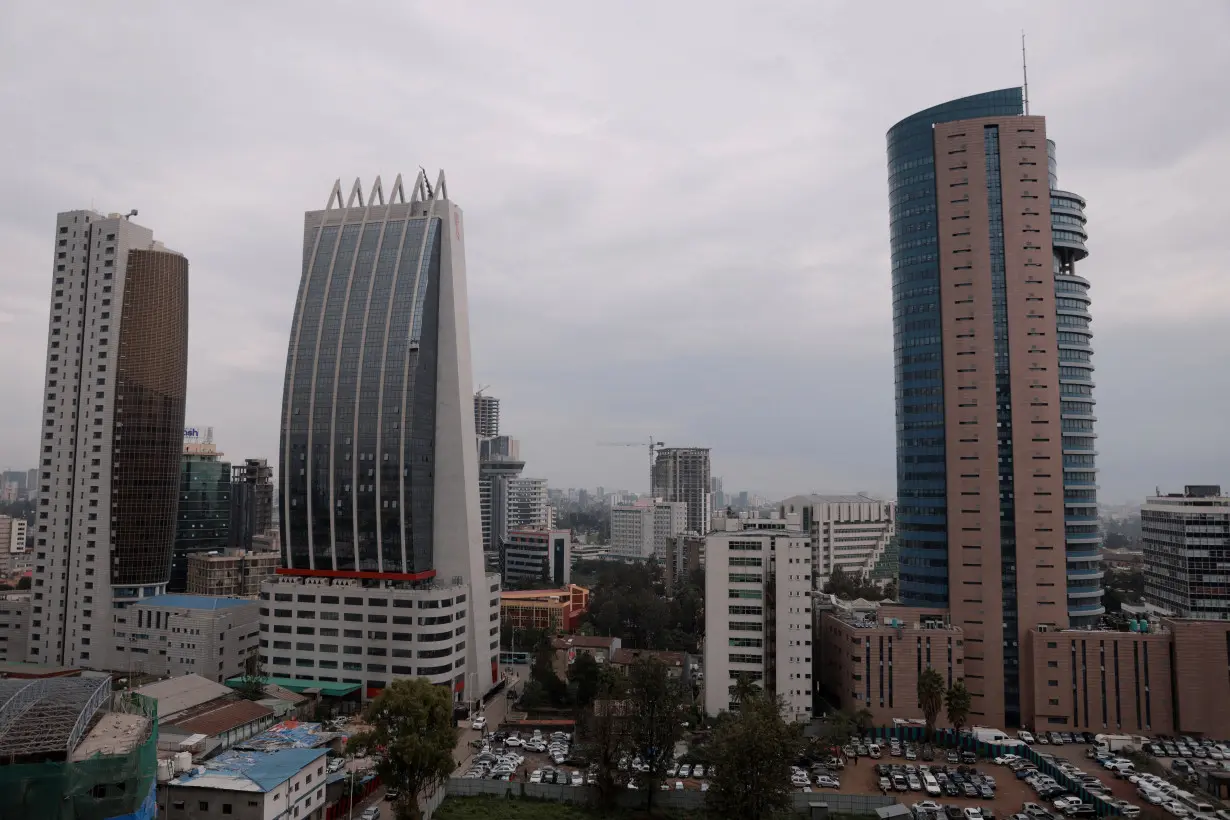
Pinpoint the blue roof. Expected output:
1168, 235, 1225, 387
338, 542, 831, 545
139, 594, 253, 611
173, 748, 328, 792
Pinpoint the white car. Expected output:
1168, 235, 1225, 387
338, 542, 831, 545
470, 715, 487, 731
1054, 797, 1083, 811
1163, 803, 1191, 818
792, 774, 811, 787
963, 809, 983, 820
1141, 790, 1167, 805
1019, 731, 1036, 744
693, 764, 706, 778
815, 775, 840, 789
505, 736, 521, 747
995, 754, 1021, 765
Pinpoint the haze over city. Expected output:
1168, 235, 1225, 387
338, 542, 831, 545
2, 1, 1228, 503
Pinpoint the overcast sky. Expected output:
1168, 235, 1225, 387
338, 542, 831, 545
2, 1, 1227, 504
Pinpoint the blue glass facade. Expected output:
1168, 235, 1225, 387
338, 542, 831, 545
280, 212, 443, 575
887, 88, 1024, 606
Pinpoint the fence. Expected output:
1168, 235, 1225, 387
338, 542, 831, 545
442, 777, 896, 816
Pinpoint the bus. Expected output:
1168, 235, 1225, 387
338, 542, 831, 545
1176, 792, 1215, 816
500, 651, 530, 665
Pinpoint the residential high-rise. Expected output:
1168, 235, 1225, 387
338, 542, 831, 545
703, 522, 812, 721
168, 435, 232, 592
474, 392, 500, 438
652, 447, 711, 534
270, 173, 498, 703
31, 210, 188, 670
1143, 485, 1230, 620
778, 494, 896, 589
888, 87, 1098, 727
229, 457, 274, 549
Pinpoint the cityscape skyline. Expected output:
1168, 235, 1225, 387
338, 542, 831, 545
2, 3, 1228, 505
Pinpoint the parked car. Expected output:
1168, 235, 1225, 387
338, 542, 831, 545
815, 775, 840, 789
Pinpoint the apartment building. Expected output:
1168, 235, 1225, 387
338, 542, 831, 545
0, 592, 31, 662
703, 527, 813, 721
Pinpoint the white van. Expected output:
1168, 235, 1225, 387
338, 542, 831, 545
923, 772, 941, 796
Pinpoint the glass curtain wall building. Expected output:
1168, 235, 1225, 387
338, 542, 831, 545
168, 442, 232, 592
887, 88, 1101, 727
270, 172, 498, 703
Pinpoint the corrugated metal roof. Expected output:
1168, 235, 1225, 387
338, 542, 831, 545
170, 747, 328, 792
134, 674, 232, 719
165, 699, 274, 737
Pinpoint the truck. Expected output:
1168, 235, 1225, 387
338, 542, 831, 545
1094, 734, 1136, 753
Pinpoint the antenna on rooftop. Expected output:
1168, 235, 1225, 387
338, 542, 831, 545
1022, 30, 1030, 115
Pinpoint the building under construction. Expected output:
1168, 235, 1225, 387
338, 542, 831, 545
0, 677, 158, 819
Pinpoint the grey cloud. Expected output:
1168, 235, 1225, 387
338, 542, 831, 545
1, 0, 1227, 506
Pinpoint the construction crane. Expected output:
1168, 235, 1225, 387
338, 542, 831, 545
597, 437, 664, 494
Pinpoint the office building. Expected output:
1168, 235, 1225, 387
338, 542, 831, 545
609, 499, 687, 562
229, 458, 274, 550
474, 392, 500, 438
1142, 485, 1230, 620
0, 515, 28, 576
31, 210, 189, 671
187, 549, 280, 598
501, 528, 571, 588
120, 594, 260, 682
477, 434, 525, 552
0, 592, 31, 662
664, 533, 706, 591
703, 526, 812, 721
652, 447, 711, 534
888, 88, 1098, 727
779, 494, 896, 588
168, 436, 232, 592
817, 598, 965, 727
710, 476, 725, 510
270, 172, 498, 703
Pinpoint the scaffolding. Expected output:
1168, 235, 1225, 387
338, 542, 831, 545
0, 683, 159, 820
0, 676, 111, 761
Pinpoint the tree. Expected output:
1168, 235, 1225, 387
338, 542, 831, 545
945, 679, 972, 735
730, 674, 762, 707
578, 667, 633, 808
626, 657, 687, 812
567, 651, 602, 710
706, 688, 803, 820
917, 667, 945, 739
347, 679, 457, 820
234, 655, 267, 701
15, 576, 31, 591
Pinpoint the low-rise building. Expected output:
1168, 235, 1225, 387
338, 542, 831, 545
816, 598, 964, 727
501, 528, 571, 588
159, 747, 330, 820
550, 634, 621, 676
0, 592, 31, 662
610, 647, 691, 683
187, 549, 280, 598
500, 584, 589, 633
119, 595, 260, 682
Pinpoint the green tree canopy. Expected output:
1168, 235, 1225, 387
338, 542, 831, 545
945, 679, 972, 734
566, 650, 602, 710
347, 678, 458, 820
626, 657, 688, 812
706, 688, 803, 820
917, 667, 945, 737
